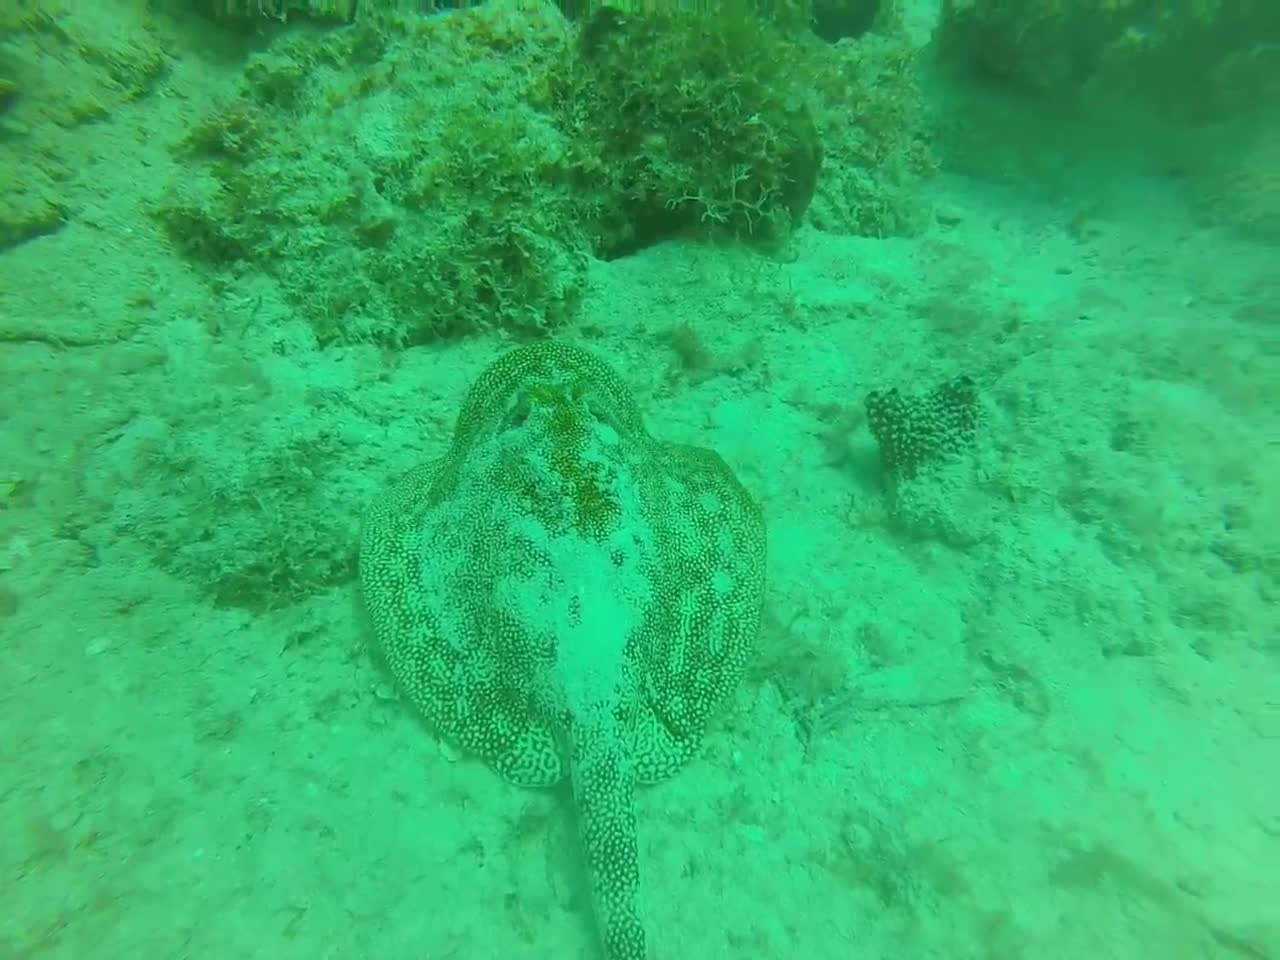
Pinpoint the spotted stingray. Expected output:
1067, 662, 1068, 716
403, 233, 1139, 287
359, 341, 766, 959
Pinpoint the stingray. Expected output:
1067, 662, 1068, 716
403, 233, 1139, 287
359, 341, 766, 959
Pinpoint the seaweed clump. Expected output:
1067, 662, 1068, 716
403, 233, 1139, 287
555, 5, 823, 257
152, 4, 588, 346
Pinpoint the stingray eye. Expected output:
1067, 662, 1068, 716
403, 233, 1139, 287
573, 385, 609, 425
504, 393, 533, 430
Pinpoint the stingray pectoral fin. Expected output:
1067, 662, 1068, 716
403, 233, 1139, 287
569, 711, 647, 960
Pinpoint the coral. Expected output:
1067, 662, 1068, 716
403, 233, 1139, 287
556, 4, 934, 245
937, 0, 1280, 119
154, 4, 587, 346
806, 30, 937, 236
147, 0, 357, 25
205, 0, 358, 22
553, 5, 822, 256
865, 375, 979, 479
857, 374, 998, 547
155, 2, 938, 337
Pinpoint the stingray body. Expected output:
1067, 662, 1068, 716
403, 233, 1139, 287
359, 342, 766, 959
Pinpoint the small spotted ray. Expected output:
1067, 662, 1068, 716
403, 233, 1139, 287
359, 341, 766, 959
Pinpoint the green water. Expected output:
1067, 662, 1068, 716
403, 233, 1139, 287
2, 2, 1276, 958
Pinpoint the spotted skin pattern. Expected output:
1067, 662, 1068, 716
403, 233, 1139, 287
359, 341, 766, 959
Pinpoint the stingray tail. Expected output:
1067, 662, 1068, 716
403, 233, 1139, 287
568, 711, 647, 960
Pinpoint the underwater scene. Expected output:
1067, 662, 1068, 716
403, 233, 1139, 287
1, 1, 1277, 958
